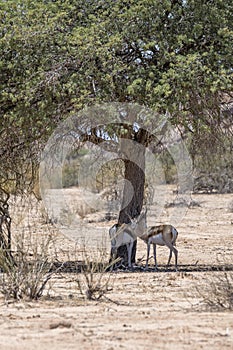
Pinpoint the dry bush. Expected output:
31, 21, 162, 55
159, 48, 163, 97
194, 271, 233, 311
76, 247, 119, 302
0, 196, 59, 301
0, 231, 58, 301
193, 147, 233, 194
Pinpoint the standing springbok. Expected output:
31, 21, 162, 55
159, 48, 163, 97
139, 224, 178, 271
109, 210, 147, 269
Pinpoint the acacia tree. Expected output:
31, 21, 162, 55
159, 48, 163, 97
0, 0, 232, 264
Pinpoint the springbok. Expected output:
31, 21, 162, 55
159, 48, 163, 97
109, 211, 178, 271
139, 224, 178, 271
109, 210, 147, 269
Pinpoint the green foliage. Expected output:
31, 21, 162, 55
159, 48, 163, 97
1, 0, 232, 118
0, 0, 232, 194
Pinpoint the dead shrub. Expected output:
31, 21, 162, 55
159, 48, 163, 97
0, 229, 58, 301
195, 271, 233, 311
76, 247, 119, 301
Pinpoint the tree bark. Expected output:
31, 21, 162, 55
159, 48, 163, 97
0, 200, 15, 268
112, 128, 147, 267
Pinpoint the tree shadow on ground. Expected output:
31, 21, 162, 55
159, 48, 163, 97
51, 261, 233, 274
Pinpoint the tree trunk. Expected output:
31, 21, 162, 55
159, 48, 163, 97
0, 203, 15, 268
111, 129, 146, 267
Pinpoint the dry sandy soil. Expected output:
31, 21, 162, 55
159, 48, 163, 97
0, 186, 233, 349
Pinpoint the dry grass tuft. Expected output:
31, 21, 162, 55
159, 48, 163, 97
75, 247, 119, 302
192, 271, 233, 311
0, 222, 59, 301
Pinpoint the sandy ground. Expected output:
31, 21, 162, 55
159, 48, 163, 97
0, 187, 233, 349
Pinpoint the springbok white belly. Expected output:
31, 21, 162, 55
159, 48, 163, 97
148, 233, 165, 246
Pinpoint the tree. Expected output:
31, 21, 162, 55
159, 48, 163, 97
0, 0, 232, 265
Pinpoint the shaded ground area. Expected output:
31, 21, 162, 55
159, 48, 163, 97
51, 261, 233, 273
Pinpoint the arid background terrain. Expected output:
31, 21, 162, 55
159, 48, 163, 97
0, 186, 232, 350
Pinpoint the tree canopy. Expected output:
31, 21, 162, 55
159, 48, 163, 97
1, 0, 232, 119
0, 0, 232, 193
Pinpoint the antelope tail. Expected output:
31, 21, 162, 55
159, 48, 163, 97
171, 226, 178, 244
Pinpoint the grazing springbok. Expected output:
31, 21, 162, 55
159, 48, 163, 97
109, 210, 147, 269
139, 224, 178, 271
